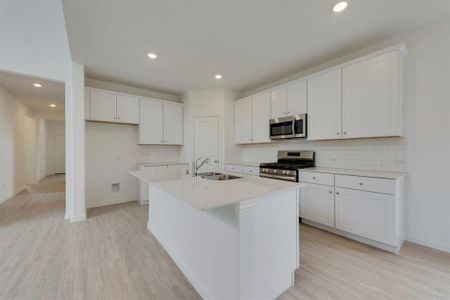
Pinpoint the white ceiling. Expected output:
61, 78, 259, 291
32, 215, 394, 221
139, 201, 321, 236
62, 0, 450, 95
0, 71, 65, 113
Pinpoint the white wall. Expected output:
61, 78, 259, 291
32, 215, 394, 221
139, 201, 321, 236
237, 19, 450, 252
0, 0, 71, 82
0, 85, 32, 203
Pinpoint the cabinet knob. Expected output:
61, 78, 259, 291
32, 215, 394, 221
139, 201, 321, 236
312, 177, 316, 180
336, 192, 340, 195
359, 182, 364, 186
329, 191, 333, 194
343, 132, 347, 135
337, 132, 340, 135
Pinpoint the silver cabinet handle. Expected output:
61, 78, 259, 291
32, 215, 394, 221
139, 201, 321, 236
329, 191, 333, 194
336, 192, 340, 195
359, 182, 364, 185
214, 160, 218, 163
337, 132, 340, 135
343, 132, 347, 135
312, 177, 316, 180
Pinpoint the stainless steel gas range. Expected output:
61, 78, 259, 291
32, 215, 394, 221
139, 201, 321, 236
259, 150, 315, 182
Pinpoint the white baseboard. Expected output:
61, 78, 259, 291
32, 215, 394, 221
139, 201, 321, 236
406, 236, 450, 254
71, 214, 87, 222
86, 198, 138, 209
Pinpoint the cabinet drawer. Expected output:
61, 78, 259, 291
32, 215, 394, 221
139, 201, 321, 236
299, 171, 334, 186
335, 175, 395, 195
243, 166, 259, 176
226, 164, 243, 173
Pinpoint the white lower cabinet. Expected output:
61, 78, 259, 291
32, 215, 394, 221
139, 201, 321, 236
299, 170, 405, 253
300, 183, 335, 227
335, 187, 396, 246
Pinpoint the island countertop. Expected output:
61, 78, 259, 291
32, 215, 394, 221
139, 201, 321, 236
129, 169, 302, 210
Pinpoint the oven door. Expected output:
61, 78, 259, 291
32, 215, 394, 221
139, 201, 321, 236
270, 118, 295, 140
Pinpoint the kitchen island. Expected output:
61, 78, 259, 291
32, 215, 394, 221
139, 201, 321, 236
130, 168, 302, 300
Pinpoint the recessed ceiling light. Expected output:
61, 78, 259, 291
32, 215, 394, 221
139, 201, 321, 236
50, 104, 56, 108
214, 74, 223, 80
147, 53, 158, 59
332, 1, 348, 13
33, 83, 42, 88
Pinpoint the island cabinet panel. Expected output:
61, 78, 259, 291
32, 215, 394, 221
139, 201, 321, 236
234, 96, 252, 144
307, 69, 342, 140
116, 94, 140, 124
139, 98, 163, 144
300, 183, 335, 227
342, 51, 400, 138
147, 186, 299, 300
90, 89, 117, 122
163, 101, 183, 144
335, 187, 397, 246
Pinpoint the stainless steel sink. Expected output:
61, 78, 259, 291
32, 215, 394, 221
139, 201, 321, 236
197, 172, 241, 181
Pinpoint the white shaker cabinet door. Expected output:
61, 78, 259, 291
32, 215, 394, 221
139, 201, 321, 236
335, 187, 397, 246
90, 89, 117, 122
270, 86, 288, 119
139, 97, 163, 144
163, 101, 183, 145
234, 96, 252, 144
300, 183, 335, 227
307, 69, 342, 140
251, 92, 271, 143
342, 51, 400, 138
116, 94, 140, 124
287, 80, 307, 116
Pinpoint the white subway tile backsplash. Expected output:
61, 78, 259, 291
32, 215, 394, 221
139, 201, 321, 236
136, 145, 181, 164
241, 137, 407, 172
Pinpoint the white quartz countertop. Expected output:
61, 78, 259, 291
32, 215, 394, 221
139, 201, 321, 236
137, 162, 189, 166
301, 167, 407, 179
226, 161, 261, 167
129, 169, 302, 210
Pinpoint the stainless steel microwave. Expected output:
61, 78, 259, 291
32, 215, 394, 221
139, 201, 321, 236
269, 114, 307, 140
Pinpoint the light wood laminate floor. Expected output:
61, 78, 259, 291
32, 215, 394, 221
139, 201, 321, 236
1, 175, 449, 300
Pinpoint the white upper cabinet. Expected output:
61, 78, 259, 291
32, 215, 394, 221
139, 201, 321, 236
116, 95, 140, 124
270, 86, 288, 118
287, 80, 307, 116
139, 97, 163, 144
163, 101, 183, 145
89, 88, 139, 124
234, 92, 271, 144
307, 69, 342, 140
251, 92, 271, 143
234, 96, 252, 144
270, 80, 307, 119
90, 89, 117, 123
342, 51, 401, 138
139, 98, 183, 145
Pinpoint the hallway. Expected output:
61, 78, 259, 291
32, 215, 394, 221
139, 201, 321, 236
0, 175, 199, 300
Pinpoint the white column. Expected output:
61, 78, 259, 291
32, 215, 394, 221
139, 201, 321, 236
65, 61, 86, 221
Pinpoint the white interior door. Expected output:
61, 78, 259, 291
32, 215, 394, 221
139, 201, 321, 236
25, 116, 37, 184
194, 117, 220, 173
54, 134, 66, 174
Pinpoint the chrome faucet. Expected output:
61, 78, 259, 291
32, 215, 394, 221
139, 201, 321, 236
192, 157, 211, 177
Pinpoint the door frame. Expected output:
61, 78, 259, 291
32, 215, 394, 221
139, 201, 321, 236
192, 115, 222, 172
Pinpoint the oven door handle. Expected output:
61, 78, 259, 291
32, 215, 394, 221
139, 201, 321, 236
291, 120, 296, 136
